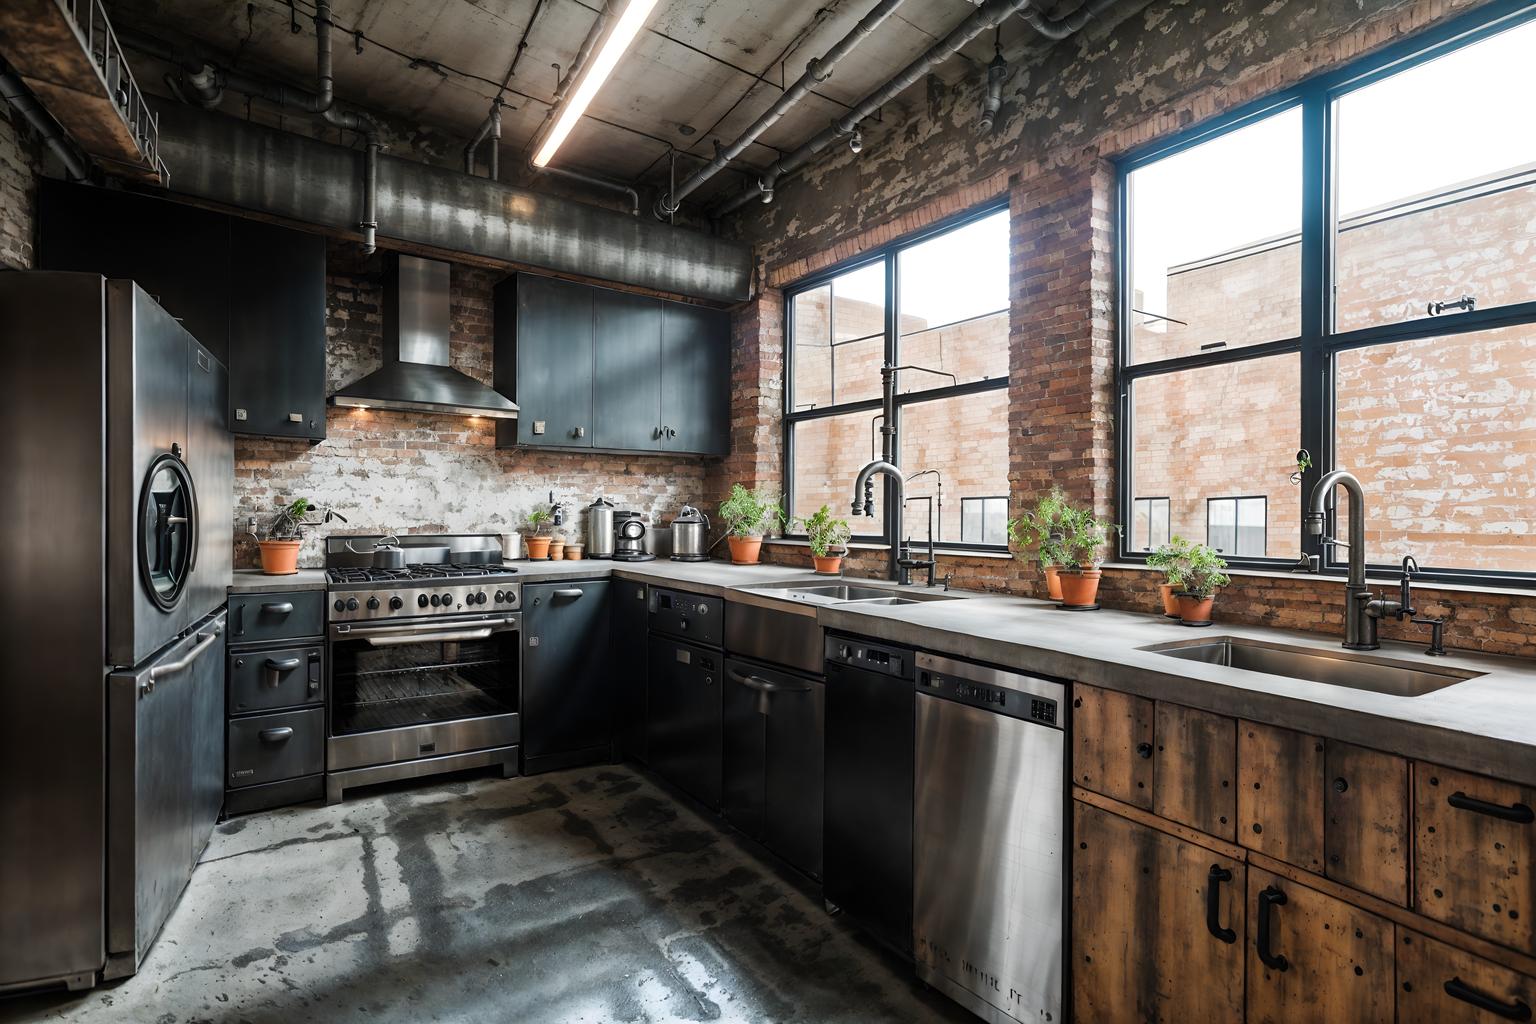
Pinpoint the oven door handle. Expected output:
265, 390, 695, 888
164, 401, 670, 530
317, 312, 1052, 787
365, 627, 498, 647
336, 616, 518, 638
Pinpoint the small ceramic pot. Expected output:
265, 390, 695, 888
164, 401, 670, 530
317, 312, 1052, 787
525, 536, 552, 560
565, 544, 584, 560
258, 540, 301, 575
1043, 565, 1063, 601
548, 540, 566, 560
728, 535, 763, 565
1058, 568, 1101, 607
812, 553, 843, 574
1177, 593, 1215, 624
1159, 582, 1181, 618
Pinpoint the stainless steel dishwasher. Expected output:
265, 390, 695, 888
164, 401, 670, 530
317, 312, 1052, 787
912, 651, 1066, 1024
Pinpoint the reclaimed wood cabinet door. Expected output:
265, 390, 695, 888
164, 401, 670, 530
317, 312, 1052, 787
1397, 929, 1536, 1023
1415, 764, 1535, 954
1073, 801, 1245, 1023
1244, 868, 1394, 1024
1072, 684, 1154, 810
1154, 702, 1237, 840
1238, 722, 1325, 874
1324, 742, 1410, 906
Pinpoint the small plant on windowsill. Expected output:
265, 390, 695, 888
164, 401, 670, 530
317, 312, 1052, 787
253, 498, 346, 575
1055, 503, 1117, 608
1145, 535, 1196, 618
1008, 486, 1071, 600
800, 504, 852, 575
523, 504, 556, 560
1171, 543, 1230, 626
718, 484, 786, 565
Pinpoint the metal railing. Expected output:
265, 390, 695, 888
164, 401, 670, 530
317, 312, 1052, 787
59, 0, 168, 182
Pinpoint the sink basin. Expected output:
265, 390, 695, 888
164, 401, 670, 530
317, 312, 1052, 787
742, 582, 959, 606
1140, 636, 1481, 697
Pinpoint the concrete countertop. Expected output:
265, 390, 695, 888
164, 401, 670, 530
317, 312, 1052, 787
229, 568, 329, 592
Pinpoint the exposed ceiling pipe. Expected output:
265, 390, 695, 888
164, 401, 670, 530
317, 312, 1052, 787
977, 45, 1007, 132
0, 65, 90, 182
1016, 0, 1121, 41
524, 1, 612, 163
536, 163, 639, 216
464, 100, 503, 178
652, 0, 910, 220
119, 9, 381, 253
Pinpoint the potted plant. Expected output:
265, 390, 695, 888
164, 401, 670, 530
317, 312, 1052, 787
801, 504, 852, 574
1055, 502, 1116, 608
523, 504, 555, 559
255, 498, 345, 575
1009, 487, 1070, 600
718, 484, 785, 565
1145, 536, 1195, 618
1173, 544, 1230, 626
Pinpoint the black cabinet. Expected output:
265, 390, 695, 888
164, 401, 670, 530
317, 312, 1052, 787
612, 579, 650, 762
228, 219, 327, 442
494, 273, 730, 456
723, 656, 825, 879
38, 179, 328, 443
646, 635, 722, 809
521, 580, 612, 775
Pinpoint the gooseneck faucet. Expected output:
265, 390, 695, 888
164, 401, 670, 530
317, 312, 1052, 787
1306, 469, 1378, 649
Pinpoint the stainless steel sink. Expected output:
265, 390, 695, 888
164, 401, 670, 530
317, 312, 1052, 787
742, 582, 959, 605
1140, 636, 1481, 697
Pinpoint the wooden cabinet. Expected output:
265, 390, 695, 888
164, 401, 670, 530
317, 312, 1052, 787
1155, 702, 1236, 840
1073, 801, 1247, 1023
1326, 742, 1409, 906
1244, 868, 1394, 1024
1398, 930, 1535, 1023
1238, 722, 1325, 874
1072, 684, 1154, 809
495, 273, 730, 456
1415, 764, 1535, 954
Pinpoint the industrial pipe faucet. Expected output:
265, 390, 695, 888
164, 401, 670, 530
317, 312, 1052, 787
1305, 469, 1379, 649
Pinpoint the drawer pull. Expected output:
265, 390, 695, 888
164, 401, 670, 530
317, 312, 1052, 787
258, 727, 295, 743
1205, 864, 1236, 944
552, 589, 585, 599
260, 602, 295, 615
1136, 741, 1153, 759
1448, 792, 1535, 824
1444, 977, 1532, 1020
1256, 886, 1290, 971
265, 657, 302, 673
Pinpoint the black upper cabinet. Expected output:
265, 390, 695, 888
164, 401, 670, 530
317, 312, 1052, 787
228, 220, 327, 442
495, 272, 730, 457
39, 180, 328, 443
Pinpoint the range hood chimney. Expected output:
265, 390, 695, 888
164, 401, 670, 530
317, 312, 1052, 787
330, 254, 519, 419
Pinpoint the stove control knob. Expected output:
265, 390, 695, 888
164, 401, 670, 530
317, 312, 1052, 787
418, 594, 430, 608
475, 592, 487, 605
389, 596, 404, 611
346, 597, 359, 611
366, 596, 380, 610
430, 594, 441, 607
333, 599, 345, 613
493, 590, 504, 603
838, 644, 852, 661
441, 593, 454, 607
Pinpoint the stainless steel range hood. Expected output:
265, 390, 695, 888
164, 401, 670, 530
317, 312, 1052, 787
330, 255, 518, 419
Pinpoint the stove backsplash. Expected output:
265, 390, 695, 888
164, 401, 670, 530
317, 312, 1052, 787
233, 245, 711, 569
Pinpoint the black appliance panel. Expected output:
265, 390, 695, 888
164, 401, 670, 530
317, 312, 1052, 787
648, 587, 722, 647
521, 581, 612, 774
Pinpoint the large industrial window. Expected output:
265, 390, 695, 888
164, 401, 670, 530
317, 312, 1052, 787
1118, 4, 1536, 586
1130, 497, 1171, 553
784, 205, 1010, 549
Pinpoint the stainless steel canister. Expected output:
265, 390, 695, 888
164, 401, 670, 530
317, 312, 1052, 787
586, 496, 616, 559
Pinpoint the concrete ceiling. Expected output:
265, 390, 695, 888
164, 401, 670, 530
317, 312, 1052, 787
106, 0, 1092, 211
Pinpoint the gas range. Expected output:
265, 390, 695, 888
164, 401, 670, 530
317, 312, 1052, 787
324, 535, 522, 623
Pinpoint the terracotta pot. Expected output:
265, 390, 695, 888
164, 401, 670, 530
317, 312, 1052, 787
565, 545, 584, 560
525, 535, 552, 560
1043, 565, 1064, 601
258, 539, 301, 575
1058, 568, 1101, 607
548, 540, 566, 560
728, 535, 763, 565
812, 553, 843, 574
1159, 582, 1181, 618
1177, 593, 1215, 624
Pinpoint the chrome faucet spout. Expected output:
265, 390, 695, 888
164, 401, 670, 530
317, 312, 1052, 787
850, 458, 905, 580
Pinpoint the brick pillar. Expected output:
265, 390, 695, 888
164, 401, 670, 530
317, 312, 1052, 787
705, 274, 784, 510
1008, 158, 1118, 526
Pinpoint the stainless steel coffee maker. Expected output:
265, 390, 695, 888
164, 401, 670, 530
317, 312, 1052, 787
612, 512, 655, 562
586, 496, 616, 559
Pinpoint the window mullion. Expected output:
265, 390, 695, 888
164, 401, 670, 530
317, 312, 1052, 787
1298, 87, 1330, 566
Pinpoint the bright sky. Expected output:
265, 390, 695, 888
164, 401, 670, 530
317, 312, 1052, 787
1129, 17, 1536, 302
828, 210, 1010, 329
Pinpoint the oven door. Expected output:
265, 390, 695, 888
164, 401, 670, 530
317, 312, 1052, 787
327, 612, 521, 772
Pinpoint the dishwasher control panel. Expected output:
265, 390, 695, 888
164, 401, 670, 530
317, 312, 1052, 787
825, 634, 912, 679
915, 652, 1065, 728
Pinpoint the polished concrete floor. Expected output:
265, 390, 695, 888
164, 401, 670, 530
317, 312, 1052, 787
2, 765, 973, 1024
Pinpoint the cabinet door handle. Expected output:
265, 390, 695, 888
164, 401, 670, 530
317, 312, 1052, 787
261, 601, 294, 615
1444, 978, 1532, 1020
258, 727, 294, 743
265, 657, 302, 673
1256, 886, 1289, 971
1136, 741, 1153, 759
1448, 792, 1535, 824
552, 589, 585, 599
1205, 865, 1236, 944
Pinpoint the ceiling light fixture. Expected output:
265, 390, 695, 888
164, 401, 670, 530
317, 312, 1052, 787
532, 0, 660, 168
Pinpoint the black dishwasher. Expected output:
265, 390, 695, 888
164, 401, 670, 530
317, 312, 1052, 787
521, 580, 611, 775
823, 633, 916, 960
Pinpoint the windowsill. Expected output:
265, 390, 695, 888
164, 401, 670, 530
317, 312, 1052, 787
1101, 561, 1536, 599
764, 538, 1014, 560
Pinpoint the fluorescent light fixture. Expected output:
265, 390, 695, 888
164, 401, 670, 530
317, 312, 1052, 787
532, 0, 660, 168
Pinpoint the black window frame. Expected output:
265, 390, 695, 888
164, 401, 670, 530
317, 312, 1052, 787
1129, 496, 1171, 553
782, 200, 1012, 551
959, 495, 1010, 547
1205, 495, 1268, 559
1115, 0, 1536, 587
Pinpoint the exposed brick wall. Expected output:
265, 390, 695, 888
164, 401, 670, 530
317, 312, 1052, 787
0, 97, 41, 270
704, 282, 784, 510
235, 242, 713, 567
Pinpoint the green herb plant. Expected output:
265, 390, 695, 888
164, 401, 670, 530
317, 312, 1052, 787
800, 504, 852, 558
718, 484, 786, 539
266, 498, 345, 540
1174, 543, 1231, 598
524, 504, 556, 536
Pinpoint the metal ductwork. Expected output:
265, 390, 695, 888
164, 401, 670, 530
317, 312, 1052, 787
0, 65, 89, 181
1017, 0, 1121, 41
652, 0, 910, 220
978, 47, 1007, 132
150, 101, 752, 302
331, 254, 519, 418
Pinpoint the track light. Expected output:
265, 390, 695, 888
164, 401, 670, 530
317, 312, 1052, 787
533, 0, 660, 168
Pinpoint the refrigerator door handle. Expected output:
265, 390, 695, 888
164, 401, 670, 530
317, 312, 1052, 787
144, 626, 223, 692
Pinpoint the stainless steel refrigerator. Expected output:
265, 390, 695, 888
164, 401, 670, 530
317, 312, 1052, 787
0, 273, 233, 993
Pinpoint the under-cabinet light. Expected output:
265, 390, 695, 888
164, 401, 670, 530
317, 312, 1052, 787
532, 0, 659, 168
